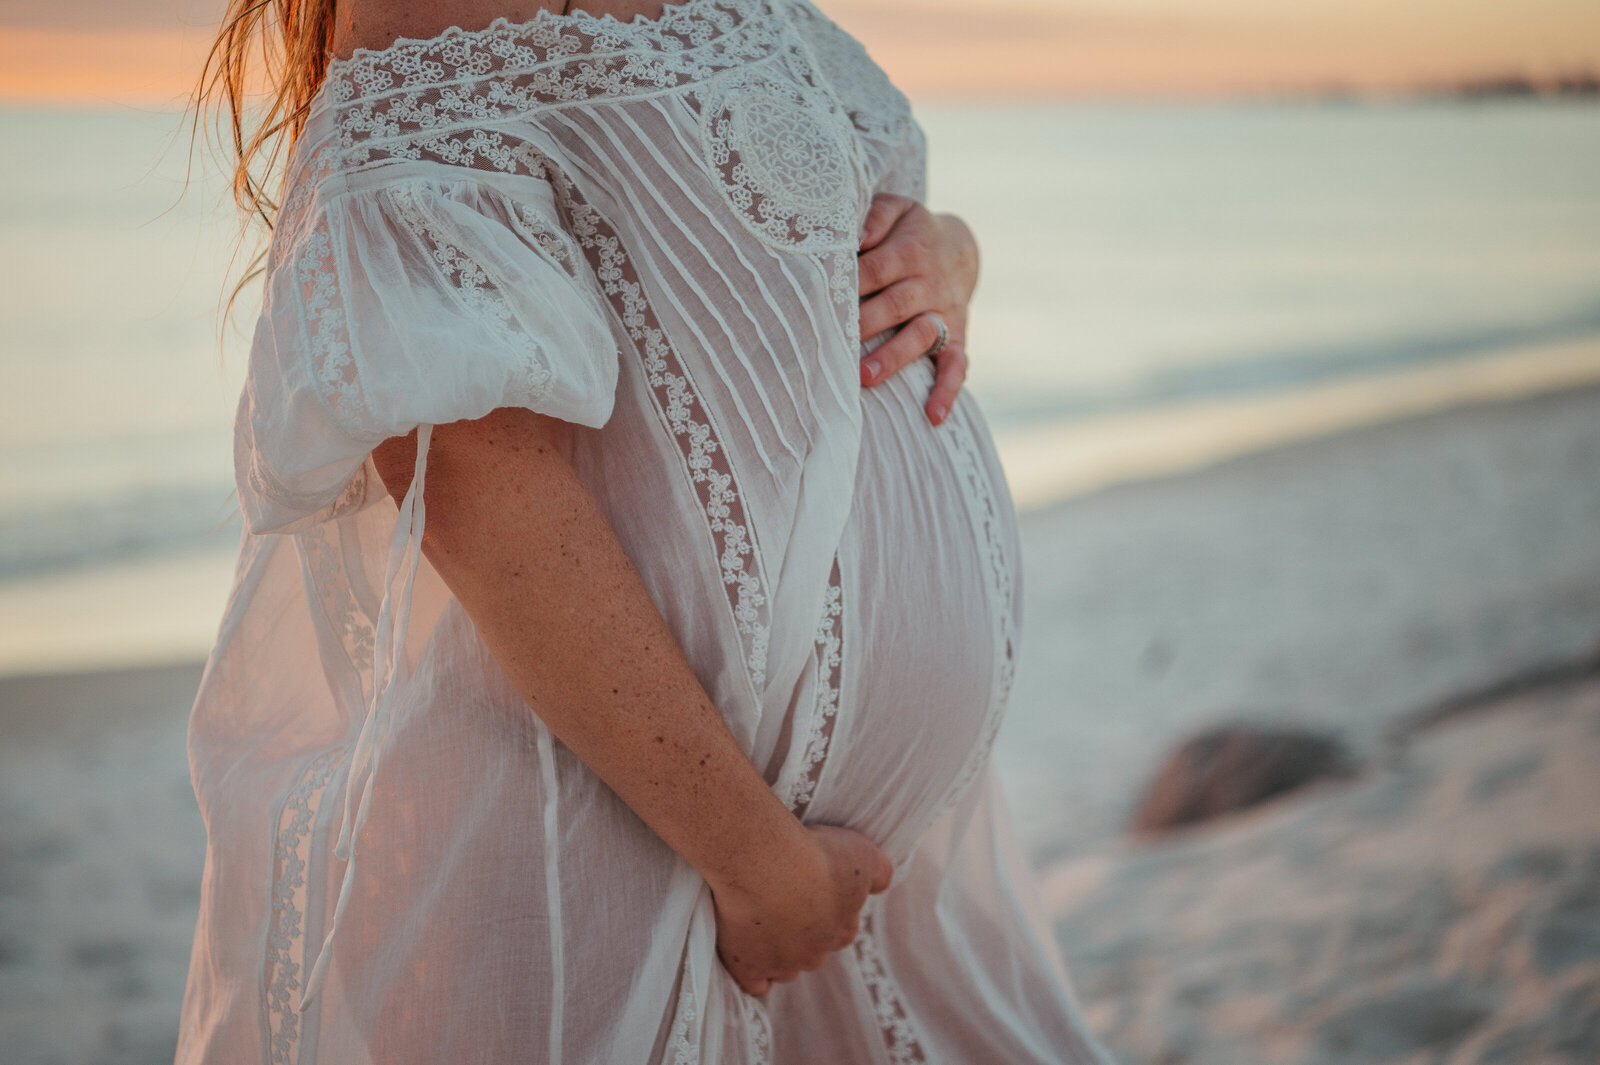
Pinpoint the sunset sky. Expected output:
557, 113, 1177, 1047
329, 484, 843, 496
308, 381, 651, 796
1, 0, 1597, 104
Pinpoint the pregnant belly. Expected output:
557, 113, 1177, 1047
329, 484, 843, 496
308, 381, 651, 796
798, 362, 1022, 862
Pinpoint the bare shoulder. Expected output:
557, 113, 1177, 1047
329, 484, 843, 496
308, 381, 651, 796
329, 0, 568, 60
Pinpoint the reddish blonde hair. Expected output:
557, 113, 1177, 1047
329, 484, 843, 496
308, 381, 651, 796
191, 0, 338, 309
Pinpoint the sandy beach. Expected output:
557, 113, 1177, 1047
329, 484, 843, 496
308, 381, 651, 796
1044, 670, 1600, 1065
0, 662, 205, 1065
997, 383, 1600, 858
3, 383, 1599, 1064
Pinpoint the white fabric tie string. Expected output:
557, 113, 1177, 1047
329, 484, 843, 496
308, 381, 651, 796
299, 424, 433, 1012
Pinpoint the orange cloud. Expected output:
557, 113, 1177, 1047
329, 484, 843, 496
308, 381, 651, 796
3, 1, 1598, 105
0, 27, 214, 107
826, 0, 1600, 97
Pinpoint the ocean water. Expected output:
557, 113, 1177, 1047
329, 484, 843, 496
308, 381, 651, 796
921, 101, 1600, 414
1, 100, 1597, 652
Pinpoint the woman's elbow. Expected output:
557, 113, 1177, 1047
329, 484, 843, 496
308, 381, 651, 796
369, 408, 579, 506
371, 429, 420, 505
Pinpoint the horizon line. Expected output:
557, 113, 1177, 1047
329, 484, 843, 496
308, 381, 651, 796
2, 18, 1598, 108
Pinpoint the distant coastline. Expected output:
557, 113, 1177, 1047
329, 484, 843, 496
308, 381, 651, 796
1419, 68, 1600, 101
1266, 69, 1600, 107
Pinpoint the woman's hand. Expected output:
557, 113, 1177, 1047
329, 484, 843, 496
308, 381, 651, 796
374, 409, 890, 1003
709, 824, 894, 996
857, 193, 981, 426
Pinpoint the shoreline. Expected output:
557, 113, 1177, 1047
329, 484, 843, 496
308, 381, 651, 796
4, 375, 1596, 793
992, 332, 1600, 510
5, 337, 1600, 680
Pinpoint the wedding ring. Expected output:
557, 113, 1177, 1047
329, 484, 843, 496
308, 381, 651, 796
923, 314, 949, 359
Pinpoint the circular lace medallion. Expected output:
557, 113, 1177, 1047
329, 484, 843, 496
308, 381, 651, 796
729, 85, 851, 215
704, 78, 860, 250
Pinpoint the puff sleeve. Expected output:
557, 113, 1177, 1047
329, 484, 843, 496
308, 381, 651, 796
235, 172, 619, 534
233, 171, 622, 1007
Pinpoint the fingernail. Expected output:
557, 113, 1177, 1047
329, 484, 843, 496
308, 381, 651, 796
862, 359, 879, 382
859, 226, 869, 244
929, 403, 947, 424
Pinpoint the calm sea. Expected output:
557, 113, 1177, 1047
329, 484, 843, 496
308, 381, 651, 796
2, 99, 1597, 587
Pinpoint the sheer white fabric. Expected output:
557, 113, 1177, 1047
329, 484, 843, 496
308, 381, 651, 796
177, 1, 1116, 1061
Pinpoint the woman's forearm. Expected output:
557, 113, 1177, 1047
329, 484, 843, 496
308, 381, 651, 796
373, 407, 892, 995
371, 407, 809, 899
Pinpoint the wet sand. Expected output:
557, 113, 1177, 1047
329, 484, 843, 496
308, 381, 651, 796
0, 662, 205, 1065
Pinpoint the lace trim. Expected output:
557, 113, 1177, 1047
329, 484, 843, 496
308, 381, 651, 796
327, 0, 743, 90
507, 200, 582, 270
264, 749, 344, 1063
788, 0, 913, 144
852, 909, 928, 1064
924, 404, 1018, 825
697, 60, 864, 251
739, 991, 774, 1064
784, 556, 842, 816
384, 183, 557, 407
787, 0, 925, 203
298, 516, 378, 691
662, 972, 771, 1064
293, 215, 378, 443
827, 247, 859, 308
661, 962, 775, 1065
664, 968, 700, 1065
533, 155, 773, 692
315, 0, 913, 151
310, 27, 876, 256
284, 0, 914, 229
285, 180, 563, 457
301, 1, 774, 181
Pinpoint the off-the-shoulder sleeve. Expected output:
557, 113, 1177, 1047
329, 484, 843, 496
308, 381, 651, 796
236, 173, 619, 533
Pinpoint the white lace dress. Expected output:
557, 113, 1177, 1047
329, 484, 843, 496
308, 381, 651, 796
177, 2, 1116, 1061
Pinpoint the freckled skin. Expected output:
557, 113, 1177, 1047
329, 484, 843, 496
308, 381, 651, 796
370, 406, 891, 995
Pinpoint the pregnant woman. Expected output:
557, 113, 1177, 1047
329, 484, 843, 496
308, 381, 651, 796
178, 0, 1116, 1061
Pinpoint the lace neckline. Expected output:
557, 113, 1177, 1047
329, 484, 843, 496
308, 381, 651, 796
326, 0, 753, 75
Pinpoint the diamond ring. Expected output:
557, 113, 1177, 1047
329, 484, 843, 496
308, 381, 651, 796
923, 314, 948, 359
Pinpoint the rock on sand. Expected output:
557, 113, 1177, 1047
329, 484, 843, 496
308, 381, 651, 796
1042, 675, 1600, 1065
